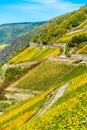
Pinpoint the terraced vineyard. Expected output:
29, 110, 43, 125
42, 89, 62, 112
21, 73, 87, 130
0, 63, 87, 130
57, 29, 87, 43
78, 44, 87, 54
76, 20, 87, 29
9, 47, 61, 64
14, 62, 87, 90
0, 4, 87, 130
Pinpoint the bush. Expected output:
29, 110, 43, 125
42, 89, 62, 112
68, 34, 87, 47
65, 45, 71, 57
71, 18, 80, 27
52, 28, 67, 37
3, 67, 22, 87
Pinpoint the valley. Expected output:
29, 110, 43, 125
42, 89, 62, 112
0, 5, 87, 130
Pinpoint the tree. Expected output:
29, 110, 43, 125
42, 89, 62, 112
71, 18, 80, 27
3, 67, 22, 86
68, 34, 87, 47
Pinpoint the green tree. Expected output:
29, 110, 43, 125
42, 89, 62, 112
3, 67, 22, 86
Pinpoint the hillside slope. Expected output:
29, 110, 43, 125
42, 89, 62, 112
0, 63, 87, 130
0, 4, 87, 130
23, 73, 87, 130
9, 47, 61, 64
0, 21, 46, 44
33, 5, 87, 44
0, 5, 87, 64
0, 23, 47, 64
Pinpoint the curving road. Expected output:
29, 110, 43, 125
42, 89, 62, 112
33, 82, 69, 118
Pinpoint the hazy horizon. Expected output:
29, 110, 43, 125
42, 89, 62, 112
0, 0, 86, 25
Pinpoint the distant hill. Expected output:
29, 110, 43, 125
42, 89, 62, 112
0, 5, 87, 64
0, 23, 47, 64
0, 21, 46, 44
0, 5, 87, 130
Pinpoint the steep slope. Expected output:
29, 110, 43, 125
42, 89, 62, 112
57, 29, 87, 43
75, 20, 87, 29
0, 63, 87, 130
9, 47, 61, 64
0, 5, 87, 130
33, 5, 87, 44
11, 63, 87, 91
57, 32, 87, 55
33, 5, 87, 55
23, 73, 87, 130
0, 5, 87, 64
0, 23, 47, 64
78, 44, 87, 54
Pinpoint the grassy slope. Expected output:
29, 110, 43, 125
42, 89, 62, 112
57, 29, 87, 43
33, 5, 87, 44
56, 29, 87, 54
0, 5, 87, 130
80, 22, 87, 28
75, 20, 87, 29
15, 62, 87, 91
0, 88, 53, 129
22, 73, 87, 130
9, 47, 61, 64
78, 44, 87, 54
15, 62, 73, 90
1, 5, 87, 65
0, 63, 87, 129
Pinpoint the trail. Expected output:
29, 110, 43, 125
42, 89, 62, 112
4, 63, 42, 102
65, 27, 87, 35
48, 54, 87, 64
4, 71, 42, 102
33, 82, 69, 118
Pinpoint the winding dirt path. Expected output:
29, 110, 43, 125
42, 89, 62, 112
65, 28, 87, 35
33, 82, 69, 118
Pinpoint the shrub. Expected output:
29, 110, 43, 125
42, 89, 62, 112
3, 67, 22, 87
68, 34, 87, 48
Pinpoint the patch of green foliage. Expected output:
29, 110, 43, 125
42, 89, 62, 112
65, 34, 87, 55
68, 34, 87, 48
2, 67, 22, 87
60, 11, 86, 29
